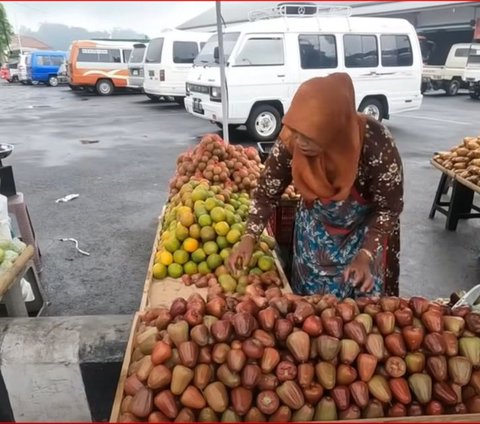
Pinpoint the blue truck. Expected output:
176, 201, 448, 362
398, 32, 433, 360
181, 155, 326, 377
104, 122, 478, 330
27, 50, 67, 86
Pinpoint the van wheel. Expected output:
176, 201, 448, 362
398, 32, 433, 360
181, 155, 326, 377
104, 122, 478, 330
359, 98, 384, 121
96, 79, 114, 96
446, 80, 460, 96
247, 105, 282, 141
470, 91, 480, 100
48, 76, 59, 87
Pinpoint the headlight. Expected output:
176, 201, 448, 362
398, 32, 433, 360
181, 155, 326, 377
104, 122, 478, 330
210, 86, 221, 101
185, 83, 191, 95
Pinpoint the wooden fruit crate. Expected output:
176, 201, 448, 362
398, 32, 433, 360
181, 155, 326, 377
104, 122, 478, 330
109, 312, 140, 422
140, 206, 292, 311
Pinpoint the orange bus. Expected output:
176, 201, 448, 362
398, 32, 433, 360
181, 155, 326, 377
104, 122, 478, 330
67, 40, 138, 95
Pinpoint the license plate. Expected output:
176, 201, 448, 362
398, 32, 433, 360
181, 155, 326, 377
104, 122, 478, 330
133, 69, 139, 76
193, 98, 204, 115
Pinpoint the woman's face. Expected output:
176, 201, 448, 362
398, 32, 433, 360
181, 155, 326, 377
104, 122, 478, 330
293, 131, 322, 157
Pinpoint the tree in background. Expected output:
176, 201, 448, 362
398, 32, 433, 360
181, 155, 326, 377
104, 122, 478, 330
0, 3, 13, 63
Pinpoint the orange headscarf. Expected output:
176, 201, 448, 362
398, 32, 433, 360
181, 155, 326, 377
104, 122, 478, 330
280, 73, 367, 202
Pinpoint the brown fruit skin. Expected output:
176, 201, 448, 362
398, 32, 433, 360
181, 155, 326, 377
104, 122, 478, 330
385, 356, 407, 378
433, 382, 458, 405
350, 381, 369, 409
231, 386, 253, 416
423, 332, 446, 355
257, 390, 280, 415
426, 356, 448, 382
408, 402, 424, 417
389, 378, 412, 405
303, 383, 324, 405
331, 385, 351, 411
388, 403, 407, 417
385, 333, 407, 357
357, 353, 378, 382
425, 400, 444, 416
394, 308, 413, 327
402, 326, 425, 352
376, 312, 395, 335
130, 387, 153, 418
422, 310, 444, 333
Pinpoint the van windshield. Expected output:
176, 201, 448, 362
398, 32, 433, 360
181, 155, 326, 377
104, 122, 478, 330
146, 38, 164, 63
130, 45, 146, 64
194, 32, 240, 66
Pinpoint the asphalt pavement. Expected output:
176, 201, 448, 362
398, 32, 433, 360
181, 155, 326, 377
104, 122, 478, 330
1, 81, 479, 315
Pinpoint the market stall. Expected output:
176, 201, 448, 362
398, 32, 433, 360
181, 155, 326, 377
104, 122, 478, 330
109, 133, 480, 422
430, 136, 480, 230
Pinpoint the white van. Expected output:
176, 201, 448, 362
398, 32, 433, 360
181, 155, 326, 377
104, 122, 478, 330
423, 43, 480, 96
143, 29, 211, 103
128, 42, 148, 92
185, 4, 423, 141
18, 53, 32, 84
463, 46, 480, 100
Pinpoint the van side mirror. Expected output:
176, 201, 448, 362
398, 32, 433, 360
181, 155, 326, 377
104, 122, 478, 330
213, 47, 219, 61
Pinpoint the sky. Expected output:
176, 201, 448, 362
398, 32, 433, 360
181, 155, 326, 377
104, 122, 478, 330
2, 1, 213, 37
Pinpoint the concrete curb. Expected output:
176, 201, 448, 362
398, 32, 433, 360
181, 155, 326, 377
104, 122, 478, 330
0, 315, 133, 422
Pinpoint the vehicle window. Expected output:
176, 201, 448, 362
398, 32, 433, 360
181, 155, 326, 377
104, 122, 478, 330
123, 49, 132, 63
194, 32, 240, 66
235, 38, 284, 66
381, 35, 413, 67
173, 41, 199, 64
468, 51, 480, 65
454, 48, 470, 57
344, 35, 378, 68
77, 48, 121, 63
37, 55, 52, 66
130, 46, 146, 63
145, 38, 164, 63
50, 56, 64, 66
299, 34, 337, 69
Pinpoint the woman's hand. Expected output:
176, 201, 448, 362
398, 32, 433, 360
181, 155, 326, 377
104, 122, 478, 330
343, 250, 374, 293
228, 235, 256, 274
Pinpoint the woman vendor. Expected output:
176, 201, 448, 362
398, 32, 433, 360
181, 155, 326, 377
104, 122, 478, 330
228, 73, 404, 298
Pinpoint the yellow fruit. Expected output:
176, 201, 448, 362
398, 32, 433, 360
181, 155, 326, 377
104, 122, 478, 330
225, 210, 236, 226
216, 236, 229, 250
173, 250, 189, 265
258, 256, 275, 272
191, 189, 208, 202
179, 212, 195, 228
231, 223, 244, 233
198, 261, 211, 275
158, 251, 173, 266
176, 206, 192, 217
198, 214, 212, 227
226, 229, 241, 245
184, 261, 198, 275
220, 248, 232, 260
191, 248, 206, 264
205, 197, 218, 212
210, 207, 227, 223
152, 263, 167, 279
189, 224, 201, 239
215, 265, 229, 278
163, 237, 180, 253
206, 253, 223, 271
175, 224, 190, 242
218, 274, 237, 293
168, 263, 183, 278
203, 241, 219, 256
200, 226, 216, 242
214, 221, 230, 236
183, 238, 199, 253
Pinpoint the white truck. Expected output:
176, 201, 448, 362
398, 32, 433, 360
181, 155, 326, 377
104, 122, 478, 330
463, 45, 480, 99
422, 43, 480, 96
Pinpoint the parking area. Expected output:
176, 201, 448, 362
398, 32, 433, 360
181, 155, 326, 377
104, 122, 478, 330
1, 81, 479, 315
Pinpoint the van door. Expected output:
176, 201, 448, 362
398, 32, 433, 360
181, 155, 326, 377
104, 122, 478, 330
169, 40, 201, 97
340, 34, 388, 115
296, 33, 339, 96
228, 34, 288, 140
377, 34, 421, 114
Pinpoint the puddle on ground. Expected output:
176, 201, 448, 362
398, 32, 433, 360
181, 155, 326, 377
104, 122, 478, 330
80, 139, 100, 145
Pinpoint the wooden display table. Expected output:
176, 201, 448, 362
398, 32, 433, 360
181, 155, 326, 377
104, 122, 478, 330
430, 160, 480, 230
